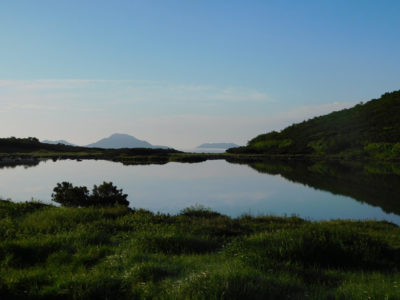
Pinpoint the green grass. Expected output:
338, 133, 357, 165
0, 200, 399, 299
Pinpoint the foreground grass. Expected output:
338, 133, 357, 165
0, 200, 399, 299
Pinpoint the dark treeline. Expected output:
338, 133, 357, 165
0, 137, 82, 153
0, 137, 181, 156
228, 90, 400, 159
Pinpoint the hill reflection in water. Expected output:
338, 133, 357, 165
229, 159, 400, 216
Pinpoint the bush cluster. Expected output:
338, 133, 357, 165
51, 181, 129, 207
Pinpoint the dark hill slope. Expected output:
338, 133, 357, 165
228, 90, 400, 159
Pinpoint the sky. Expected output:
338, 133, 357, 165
0, 0, 399, 149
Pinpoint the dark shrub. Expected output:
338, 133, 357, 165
51, 181, 129, 207
51, 182, 89, 207
180, 205, 222, 218
90, 182, 129, 207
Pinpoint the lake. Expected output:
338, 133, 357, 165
1, 159, 400, 224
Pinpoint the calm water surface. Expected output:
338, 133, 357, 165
1, 159, 399, 224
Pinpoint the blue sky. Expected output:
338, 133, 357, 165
0, 0, 399, 148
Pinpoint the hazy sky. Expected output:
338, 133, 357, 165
1, 1, 399, 148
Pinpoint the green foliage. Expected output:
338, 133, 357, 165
180, 204, 222, 218
91, 182, 129, 207
0, 199, 400, 299
364, 142, 400, 160
228, 90, 400, 159
51, 181, 128, 207
51, 182, 90, 207
251, 139, 293, 151
232, 224, 394, 270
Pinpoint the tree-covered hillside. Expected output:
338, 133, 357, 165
228, 90, 400, 159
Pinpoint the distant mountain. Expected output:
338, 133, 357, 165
197, 143, 239, 149
86, 133, 169, 149
228, 90, 400, 160
42, 139, 75, 146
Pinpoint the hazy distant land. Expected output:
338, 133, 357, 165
42, 139, 75, 146
197, 142, 239, 149
85, 133, 169, 149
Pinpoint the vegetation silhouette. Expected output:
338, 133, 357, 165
91, 182, 129, 207
52, 181, 128, 207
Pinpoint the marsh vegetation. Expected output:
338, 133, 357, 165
1, 200, 400, 299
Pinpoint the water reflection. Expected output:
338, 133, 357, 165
227, 159, 400, 216
0, 158, 40, 169
0, 159, 399, 223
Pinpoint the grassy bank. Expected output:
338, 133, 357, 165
1, 200, 400, 299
